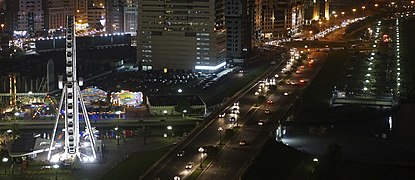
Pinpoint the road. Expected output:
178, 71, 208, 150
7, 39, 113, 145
141, 48, 328, 179
199, 51, 328, 180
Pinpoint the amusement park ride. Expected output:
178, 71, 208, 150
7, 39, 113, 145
47, 16, 97, 164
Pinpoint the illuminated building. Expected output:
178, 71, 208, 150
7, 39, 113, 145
137, 0, 226, 72
225, 0, 251, 62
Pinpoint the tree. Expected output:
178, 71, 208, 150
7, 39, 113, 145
313, 143, 344, 180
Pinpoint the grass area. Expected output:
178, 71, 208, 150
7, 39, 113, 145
243, 138, 308, 180
302, 50, 349, 109
101, 146, 171, 180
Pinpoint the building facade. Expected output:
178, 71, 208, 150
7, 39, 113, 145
291, 2, 304, 33
46, 0, 75, 31
137, 0, 227, 72
123, 0, 137, 35
106, 0, 123, 33
260, 0, 291, 39
225, 0, 250, 61
17, 0, 45, 34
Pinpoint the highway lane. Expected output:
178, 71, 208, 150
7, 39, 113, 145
142, 50, 328, 179
198, 51, 328, 179
142, 57, 284, 180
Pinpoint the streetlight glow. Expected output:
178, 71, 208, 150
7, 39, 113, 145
198, 147, 205, 169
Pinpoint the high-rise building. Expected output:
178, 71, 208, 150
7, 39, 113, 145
4, 0, 19, 33
87, 7, 105, 30
75, 0, 88, 29
313, 0, 320, 20
225, 0, 250, 61
260, 0, 291, 39
106, 0, 123, 33
123, 0, 136, 35
47, 0, 75, 31
324, 0, 330, 20
137, 0, 227, 72
87, 0, 105, 30
291, 2, 304, 33
17, 0, 45, 34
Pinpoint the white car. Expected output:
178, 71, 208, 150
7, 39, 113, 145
258, 120, 264, 126
264, 109, 270, 114
233, 101, 240, 106
185, 162, 194, 169
284, 92, 289, 96
231, 108, 240, 114
218, 112, 226, 118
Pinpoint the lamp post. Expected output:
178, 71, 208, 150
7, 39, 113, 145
167, 125, 172, 139
53, 164, 59, 180
218, 126, 223, 146
2, 157, 8, 174
255, 91, 259, 106
308, 31, 313, 40
115, 127, 120, 145
362, 6, 366, 16
0, 24, 4, 33
352, 8, 356, 18
182, 109, 187, 118
163, 110, 168, 122
198, 147, 204, 169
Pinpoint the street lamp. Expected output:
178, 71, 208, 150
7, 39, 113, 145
308, 31, 313, 39
254, 91, 260, 106
182, 109, 187, 117
198, 147, 204, 169
218, 126, 223, 146
362, 6, 366, 16
114, 127, 120, 145
163, 110, 168, 121
53, 164, 59, 180
0, 24, 4, 33
2, 157, 8, 174
167, 125, 172, 139
352, 8, 357, 18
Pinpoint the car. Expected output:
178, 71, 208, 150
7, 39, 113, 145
231, 108, 239, 114
284, 92, 289, 96
239, 140, 247, 146
264, 109, 270, 114
185, 162, 194, 169
299, 79, 305, 83
267, 99, 273, 104
296, 70, 301, 74
233, 101, 240, 106
218, 112, 226, 118
258, 120, 264, 126
229, 117, 236, 122
177, 150, 185, 157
